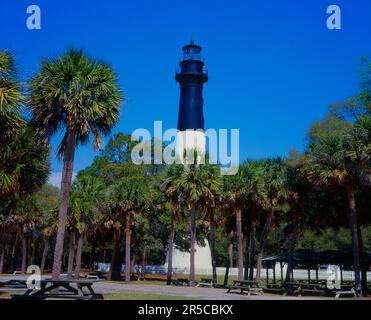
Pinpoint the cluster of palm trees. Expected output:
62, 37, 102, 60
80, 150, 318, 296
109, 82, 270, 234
0, 48, 370, 297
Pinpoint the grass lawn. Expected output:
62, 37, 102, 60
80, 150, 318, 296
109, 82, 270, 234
104, 292, 192, 300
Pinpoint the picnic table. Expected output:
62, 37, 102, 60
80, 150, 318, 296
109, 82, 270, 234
226, 280, 264, 296
80, 271, 106, 280
282, 282, 302, 296
299, 282, 327, 296
172, 278, 189, 286
0, 278, 28, 289
299, 280, 357, 298
13, 270, 23, 275
11, 278, 103, 300
333, 284, 356, 299
264, 282, 285, 294
197, 278, 214, 288
280, 281, 355, 298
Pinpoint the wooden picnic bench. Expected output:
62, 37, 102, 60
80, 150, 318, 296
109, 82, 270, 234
11, 278, 103, 300
197, 278, 214, 288
226, 280, 264, 296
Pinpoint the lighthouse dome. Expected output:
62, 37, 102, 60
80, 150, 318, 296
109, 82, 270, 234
182, 40, 202, 61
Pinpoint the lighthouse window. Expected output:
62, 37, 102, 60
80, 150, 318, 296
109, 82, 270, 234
183, 52, 201, 60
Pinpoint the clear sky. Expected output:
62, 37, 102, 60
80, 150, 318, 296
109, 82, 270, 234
2, 0, 371, 186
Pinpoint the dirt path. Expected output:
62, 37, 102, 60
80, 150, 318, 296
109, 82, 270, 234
94, 282, 330, 300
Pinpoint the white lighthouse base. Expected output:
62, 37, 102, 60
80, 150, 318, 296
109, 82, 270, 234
164, 243, 213, 276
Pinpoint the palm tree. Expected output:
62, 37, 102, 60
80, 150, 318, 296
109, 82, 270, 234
0, 52, 48, 196
0, 50, 49, 263
164, 156, 220, 286
162, 166, 182, 285
40, 216, 58, 274
222, 161, 260, 281
107, 175, 149, 283
240, 161, 263, 281
29, 49, 122, 279
199, 165, 222, 285
9, 195, 41, 274
220, 213, 236, 285
255, 158, 291, 283
0, 50, 24, 145
69, 175, 104, 278
301, 121, 370, 296
34, 184, 60, 273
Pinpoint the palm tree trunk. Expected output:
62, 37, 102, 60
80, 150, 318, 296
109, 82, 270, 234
0, 248, 4, 274
244, 223, 251, 280
357, 224, 368, 296
40, 239, 50, 274
255, 208, 274, 283
249, 223, 256, 280
224, 231, 235, 286
108, 228, 121, 281
166, 213, 176, 285
0, 238, 5, 274
74, 231, 84, 279
30, 241, 36, 266
67, 232, 76, 278
189, 205, 196, 286
235, 208, 244, 281
140, 247, 147, 279
228, 231, 234, 268
52, 128, 76, 279
208, 210, 217, 285
285, 245, 294, 284
125, 213, 132, 284
21, 235, 27, 274
89, 241, 96, 271
11, 233, 18, 271
130, 250, 135, 273
62, 251, 67, 271
346, 186, 362, 296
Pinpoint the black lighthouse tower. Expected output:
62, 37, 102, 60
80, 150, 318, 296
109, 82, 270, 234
175, 41, 208, 132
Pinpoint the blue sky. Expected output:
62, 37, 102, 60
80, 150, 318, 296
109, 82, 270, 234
2, 0, 371, 186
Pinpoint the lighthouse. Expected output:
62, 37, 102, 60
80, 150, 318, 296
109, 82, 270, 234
165, 42, 213, 276
175, 41, 208, 160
